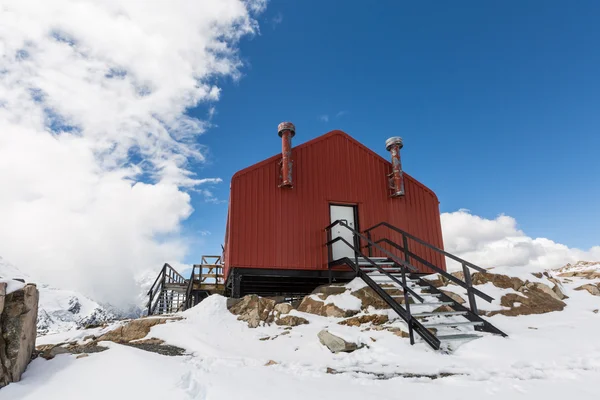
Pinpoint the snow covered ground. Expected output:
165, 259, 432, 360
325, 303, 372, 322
2, 264, 599, 400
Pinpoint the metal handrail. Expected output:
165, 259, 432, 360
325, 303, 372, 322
364, 221, 487, 273
326, 219, 419, 273
363, 221, 495, 316
374, 238, 493, 303
146, 263, 187, 315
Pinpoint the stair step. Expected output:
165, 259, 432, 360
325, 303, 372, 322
360, 267, 402, 271
368, 276, 420, 283
437, 333, 481, 342
413, 311, 468, 318
358, 261, 396, 266
411, 293, 442, 298
423, 321, 484, 328
411, 301, 453, 307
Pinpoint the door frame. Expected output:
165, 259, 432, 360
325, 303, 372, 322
329, 203, 360, 256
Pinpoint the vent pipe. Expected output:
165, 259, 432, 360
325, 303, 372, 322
278, 122, 295, 188
386, 137, 405, 197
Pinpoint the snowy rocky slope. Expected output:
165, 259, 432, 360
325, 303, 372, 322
2, 261, 599, 400
0, 256, 116, 335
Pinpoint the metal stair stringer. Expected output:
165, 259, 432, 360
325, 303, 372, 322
331, 252, 442, 349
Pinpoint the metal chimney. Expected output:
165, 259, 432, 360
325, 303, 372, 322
386, 137, 405, 197
278, 122, 295, 188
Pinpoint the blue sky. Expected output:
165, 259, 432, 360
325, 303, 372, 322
183, 0, 600, 262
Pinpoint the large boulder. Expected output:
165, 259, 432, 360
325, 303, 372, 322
0, 283, 39, 388
487, 282, 566, 317
229, 295, 276, 328
317, 330, 361, 353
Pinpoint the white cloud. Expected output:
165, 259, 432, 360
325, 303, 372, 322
0, 0, 265, 307
335, 110, 348, 118
441, 209, 600, 272
319, 115, 329, 122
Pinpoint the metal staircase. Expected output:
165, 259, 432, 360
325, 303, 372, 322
147, 256, 225, 316
325, 220, 507, 350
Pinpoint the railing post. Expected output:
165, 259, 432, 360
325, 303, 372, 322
353, 229, 360, 278
402, 234, 411, 264
462, 263, 478, 316
401, 265, 415, 345
326, 227, 333, 284
147, 292, 153, 316
366, 231, 373, 257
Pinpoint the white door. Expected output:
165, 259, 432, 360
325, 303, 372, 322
330, 205, 357, 260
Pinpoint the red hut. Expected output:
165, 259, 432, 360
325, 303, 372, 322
223, 123, 446, 297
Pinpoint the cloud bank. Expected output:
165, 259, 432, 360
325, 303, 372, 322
0, 0, 265, 307
441, 210, 600, 272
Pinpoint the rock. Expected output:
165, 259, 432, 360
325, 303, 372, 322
557, 263, 600, 279
0, 282, 5, 314
387, 327, 410, 338
532, 272, 543, 279
226, 298, 243, 309
552, 284, 568, 300
0, 283, 39, 388
575, 283, 600, 296
76, 354, 89, 359
275, 315, 309, 327
350, 286, 390, 310
593, 309, 598, 314
297, 296, 357, 318
487, 283, 566, 317
527, 282, 564, 302
317, 330, 360, 353
471, 272, 524, 291
229, 295, 276, 328
547, 278, 568, 300
37, 342, 108, 360
423, 276, 447, 288
97, 317, 176, 343
274, 303, 294, 315
450, 271, 465, 282
432, 305, 455, 313
264, 360, 278, 366
311, 284, 347, 299
338, 314, 389, 327
439, 290, 466, 304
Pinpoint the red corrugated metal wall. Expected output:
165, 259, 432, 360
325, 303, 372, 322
223, 130, 446, 279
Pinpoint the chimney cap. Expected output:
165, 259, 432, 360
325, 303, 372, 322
278, 122, 296, 138
385, 136, 403, 151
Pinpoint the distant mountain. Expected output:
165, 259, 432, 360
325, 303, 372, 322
0, 256, 117, 335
